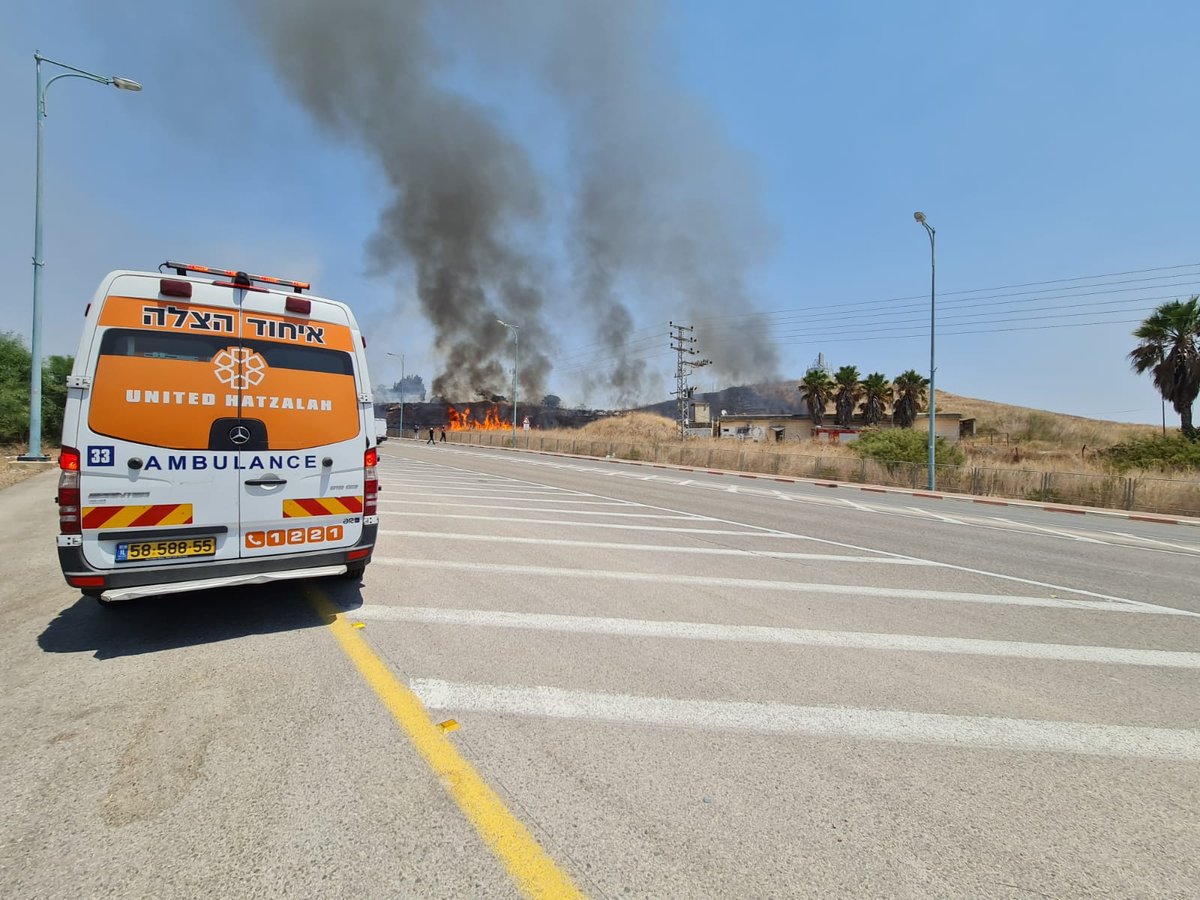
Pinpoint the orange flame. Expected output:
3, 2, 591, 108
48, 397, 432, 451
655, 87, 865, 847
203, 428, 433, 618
447, 404, 511, 431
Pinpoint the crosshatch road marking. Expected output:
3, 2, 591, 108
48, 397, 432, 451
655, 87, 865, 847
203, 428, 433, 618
306, 587, 584, 899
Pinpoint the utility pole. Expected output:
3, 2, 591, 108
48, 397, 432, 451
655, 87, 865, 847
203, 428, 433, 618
669, 321, 711, 437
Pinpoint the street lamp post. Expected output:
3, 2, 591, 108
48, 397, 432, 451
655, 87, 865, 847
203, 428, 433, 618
497, 319, 519, 447
913, 211, 936, 491
386, 352, 405, 438
20, 52, 141, 462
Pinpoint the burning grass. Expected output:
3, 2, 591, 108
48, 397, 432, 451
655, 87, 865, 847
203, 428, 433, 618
446, 404, 512, 431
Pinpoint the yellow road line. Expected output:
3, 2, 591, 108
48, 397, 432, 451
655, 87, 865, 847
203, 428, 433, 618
307, 586, 584, 900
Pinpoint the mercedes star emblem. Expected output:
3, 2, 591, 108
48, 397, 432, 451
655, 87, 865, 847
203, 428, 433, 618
229, 425, 252, 446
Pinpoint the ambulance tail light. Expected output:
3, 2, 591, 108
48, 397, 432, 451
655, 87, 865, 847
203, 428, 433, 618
285, 296, 311, 315
364, 448, 379, 516
58, 447, 82, 535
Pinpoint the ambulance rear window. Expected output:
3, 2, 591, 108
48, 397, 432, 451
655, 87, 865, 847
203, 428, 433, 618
97, 330, 354, 375
89, 329, 360, 450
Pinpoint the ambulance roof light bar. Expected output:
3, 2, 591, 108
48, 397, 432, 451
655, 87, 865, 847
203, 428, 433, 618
160, 261, 310, 293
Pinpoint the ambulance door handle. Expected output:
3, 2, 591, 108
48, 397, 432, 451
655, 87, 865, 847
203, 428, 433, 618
244, 476, 288, 486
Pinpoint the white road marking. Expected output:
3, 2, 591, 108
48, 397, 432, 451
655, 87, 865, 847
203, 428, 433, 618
993, 517, 1106, 544
1101, 531, 1200, 554
410, 680, 1200, 761
376, 531, 938, 565
377, 511, 852, 537
905, 506, 967, 526
380, 492, 628, 506
378, 481, 568, 495
357, 606, 1200, 668
377, 500, 701, 519
371, 558, 1180, 615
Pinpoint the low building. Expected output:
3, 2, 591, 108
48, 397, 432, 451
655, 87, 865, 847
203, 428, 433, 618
717, 411, 965, 443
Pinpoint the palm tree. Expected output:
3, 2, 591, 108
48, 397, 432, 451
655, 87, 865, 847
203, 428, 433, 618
1129, 296, 1200, 440
798, 369, 834, 427
892, 369, 929, 429
833, 365, 863, 427
859, 372, 892, 426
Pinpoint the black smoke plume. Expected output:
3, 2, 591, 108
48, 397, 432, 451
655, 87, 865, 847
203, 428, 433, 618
254, 0, 777, 404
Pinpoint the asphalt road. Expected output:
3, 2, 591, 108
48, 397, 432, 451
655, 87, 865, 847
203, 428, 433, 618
2, 440, 1198, 898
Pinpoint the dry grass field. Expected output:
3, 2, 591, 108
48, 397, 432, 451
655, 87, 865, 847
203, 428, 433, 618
491, 399, 1197, 516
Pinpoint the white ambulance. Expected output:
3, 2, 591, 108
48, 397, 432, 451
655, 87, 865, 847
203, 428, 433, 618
56, 262, 379, 604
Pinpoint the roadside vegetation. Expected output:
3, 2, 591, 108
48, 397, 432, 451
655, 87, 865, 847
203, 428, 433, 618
1, 332, 71, 490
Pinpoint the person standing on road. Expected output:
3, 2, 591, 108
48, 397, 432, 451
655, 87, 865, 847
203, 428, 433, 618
413, 423, 419, 439
427, 427, 435, 444
439, 426, 447, 443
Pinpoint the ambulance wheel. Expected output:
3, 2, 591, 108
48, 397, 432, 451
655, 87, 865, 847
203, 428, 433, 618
342, 563, 366, 581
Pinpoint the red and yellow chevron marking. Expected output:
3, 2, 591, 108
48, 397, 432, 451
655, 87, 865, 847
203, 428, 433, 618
81, 504, 194, 530
282, 496, 364, 518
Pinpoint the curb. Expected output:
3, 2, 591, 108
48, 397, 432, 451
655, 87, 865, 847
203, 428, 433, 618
426, 439, 1200, 529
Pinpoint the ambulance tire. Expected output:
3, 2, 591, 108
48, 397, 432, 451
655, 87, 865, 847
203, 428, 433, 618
342, 563, 367, 581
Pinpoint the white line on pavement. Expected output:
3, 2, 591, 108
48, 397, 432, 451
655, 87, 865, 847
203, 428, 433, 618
380, 492, 628, 506
376, 511, 840, 537
357, 606, 1200, 668
377, 500, 702, 519
409, 680, 1200, 761
993, 518, 1106, 544
371, 558, 1179, 615
375, 531, 938, 564
1101, 531, 1200, 554
905, 506, 967, 526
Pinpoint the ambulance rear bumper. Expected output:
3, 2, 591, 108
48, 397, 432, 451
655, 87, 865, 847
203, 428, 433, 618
57, 523, 377, 601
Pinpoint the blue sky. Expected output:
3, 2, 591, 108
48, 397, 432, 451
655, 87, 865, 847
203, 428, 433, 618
2, 1, 1197, 424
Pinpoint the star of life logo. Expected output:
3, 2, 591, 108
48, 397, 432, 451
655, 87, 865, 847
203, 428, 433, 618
213, 347, 267, 389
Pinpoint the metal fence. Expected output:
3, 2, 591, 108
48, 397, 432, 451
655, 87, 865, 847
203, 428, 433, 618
428, 431, 1200, 518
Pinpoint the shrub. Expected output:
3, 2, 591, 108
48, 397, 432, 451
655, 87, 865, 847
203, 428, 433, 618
851, 428, 965, 467
1100, 435, 1200, 473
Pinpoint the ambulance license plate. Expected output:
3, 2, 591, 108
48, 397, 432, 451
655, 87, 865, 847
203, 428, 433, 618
115, 537, 217, 562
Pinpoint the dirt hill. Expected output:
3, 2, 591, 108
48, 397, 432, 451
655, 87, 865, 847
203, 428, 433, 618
638, 383, 1161, 451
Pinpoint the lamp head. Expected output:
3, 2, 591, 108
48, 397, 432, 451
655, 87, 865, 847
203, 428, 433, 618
111, 76, 142, 92
913, 211, 926, 223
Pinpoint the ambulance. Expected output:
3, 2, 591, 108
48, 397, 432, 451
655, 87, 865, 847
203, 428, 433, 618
55, 262, 379, 605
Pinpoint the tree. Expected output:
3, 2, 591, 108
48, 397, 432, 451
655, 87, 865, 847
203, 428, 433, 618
892, 369, 929, 429
859, 372, 892, 426
0, 332, 73, 445
798, 369, 834, 427
394, 374, 426, 402
1129, 296, 1200, 440
541, 394, 562, 409
41, 355, 73, 445
832, 365, 863, 427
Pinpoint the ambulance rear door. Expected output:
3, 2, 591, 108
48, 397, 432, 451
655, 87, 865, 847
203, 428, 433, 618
233, 293, 367, 559
77, 275, 245, 571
